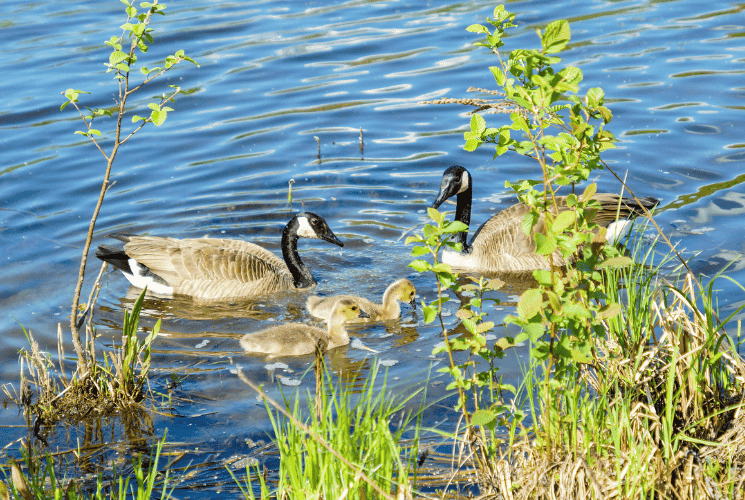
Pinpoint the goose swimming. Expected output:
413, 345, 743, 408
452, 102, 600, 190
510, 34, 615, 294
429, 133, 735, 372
430, 165, 658, 272
95, 212, 344, 300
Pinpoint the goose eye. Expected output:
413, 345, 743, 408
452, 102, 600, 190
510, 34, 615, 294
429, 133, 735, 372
311, 218, 319, 225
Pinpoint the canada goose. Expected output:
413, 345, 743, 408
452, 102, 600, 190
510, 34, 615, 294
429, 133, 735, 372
240, 298, 370, 357
430, 165, 658, 272
306, 278, 417, 322
95, 212, 344, 300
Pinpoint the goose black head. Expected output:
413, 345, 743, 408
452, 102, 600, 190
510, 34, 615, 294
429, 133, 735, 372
293, 211, 344, 247
431, 165, 471, 209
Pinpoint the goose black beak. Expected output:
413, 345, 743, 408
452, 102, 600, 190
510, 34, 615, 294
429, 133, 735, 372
358, 308, 370, 319
409, 298, 417, 310
431, 189, 448, 210
321, 230, 344, 248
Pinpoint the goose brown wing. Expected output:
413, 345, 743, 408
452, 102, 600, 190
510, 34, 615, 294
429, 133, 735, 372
470, 202, 537, 256
122, 237, 293, 297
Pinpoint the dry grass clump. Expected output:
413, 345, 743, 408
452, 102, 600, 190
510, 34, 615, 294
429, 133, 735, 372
3, 289, 159, 431
463, 273, 745, 499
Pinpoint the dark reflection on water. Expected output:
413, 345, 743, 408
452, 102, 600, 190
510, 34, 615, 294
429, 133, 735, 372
3, 0, 745, 495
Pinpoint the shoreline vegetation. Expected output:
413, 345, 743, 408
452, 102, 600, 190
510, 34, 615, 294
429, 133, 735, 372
2, 3, 745, 499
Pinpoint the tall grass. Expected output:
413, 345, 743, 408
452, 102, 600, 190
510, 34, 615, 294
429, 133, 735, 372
472, 226, 745, 498
0, 433, 172, 499
232, 362, 425, 499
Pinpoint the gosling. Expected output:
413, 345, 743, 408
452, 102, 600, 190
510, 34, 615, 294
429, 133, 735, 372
240, 298, 369, 357
306, 278, 416, 323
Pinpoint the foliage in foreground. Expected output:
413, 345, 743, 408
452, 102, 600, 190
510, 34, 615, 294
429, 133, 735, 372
232, 361, 423, 500
0, 434, 172, 500
410, 4, 745, 499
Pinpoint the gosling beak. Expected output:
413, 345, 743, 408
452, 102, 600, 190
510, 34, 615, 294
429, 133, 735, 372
409, 298, 417, 310
358, 308, 370, 319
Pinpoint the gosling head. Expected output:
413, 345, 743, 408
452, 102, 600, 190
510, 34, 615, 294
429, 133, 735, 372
431, 165, 471, 210
331, 298, 370, 323
393, 279, 417, 310
293, 211, 344, 248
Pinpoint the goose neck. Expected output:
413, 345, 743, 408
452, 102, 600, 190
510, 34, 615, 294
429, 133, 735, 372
381, 286, 402, 316
282, 220, 316, 288
454, 185, 472, 251
327, 320, 351, 346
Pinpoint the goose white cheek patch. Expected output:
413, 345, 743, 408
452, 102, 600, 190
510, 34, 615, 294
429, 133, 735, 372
296, 216, 318, 238
457, 170, 470, 194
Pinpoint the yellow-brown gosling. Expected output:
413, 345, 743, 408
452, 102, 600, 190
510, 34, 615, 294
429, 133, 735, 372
306, 278, 416, 322
240, 298, 370, 357
431, 165, 658, 272
95, 212, 343, 300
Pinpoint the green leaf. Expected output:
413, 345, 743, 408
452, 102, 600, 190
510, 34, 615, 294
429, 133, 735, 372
533, 232, 557, 256
109, 50, 127, 66
405, 235, 423, 245
427, 207, 444, 225
517, 289, 543, 320
471, 409, 496, 426
553, 210, 576, 233
466, 24, 490, 34
464, 138, 481, 152
410, 245, 429, 256
432, 263, 453, 274
521, 211, 537, 237
596, 303, 622, 320
150, 108, 166, 126
423, 305, 437, 324
570, 348, 592, 364
442, 221, 469, 234
490, 66, 506, 85
470, 113, 486, 134
408, 260, 431, 273
542, 20, 570, 54
599, 256, 634, 268
474, 321, 495, 335
586, 87, 604, 108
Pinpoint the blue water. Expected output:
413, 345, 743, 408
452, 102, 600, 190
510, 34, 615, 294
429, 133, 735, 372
2, 0, 745, 495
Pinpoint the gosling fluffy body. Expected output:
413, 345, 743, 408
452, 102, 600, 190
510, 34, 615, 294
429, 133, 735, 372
95, 212, 343, 300
240, 298, 369, 357
431, 165, 659, 272
306, 278, 416, 323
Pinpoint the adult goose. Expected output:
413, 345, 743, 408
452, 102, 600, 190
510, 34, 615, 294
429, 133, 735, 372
430, 165, 658, 272
306, 278, 417, 323
95, 212, 344, 300
240, 298, 370, 357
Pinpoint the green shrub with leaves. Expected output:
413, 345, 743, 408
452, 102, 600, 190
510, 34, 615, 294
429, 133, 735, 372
462, 5, 639, 388
61, 0, 198, 374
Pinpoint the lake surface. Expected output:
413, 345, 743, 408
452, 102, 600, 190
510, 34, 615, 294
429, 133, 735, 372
2, 0, 745, 495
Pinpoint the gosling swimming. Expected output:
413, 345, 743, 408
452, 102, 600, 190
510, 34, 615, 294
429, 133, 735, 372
240, 298, 369, 357
95, 212, 343, 300
306, 278, 416, 322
